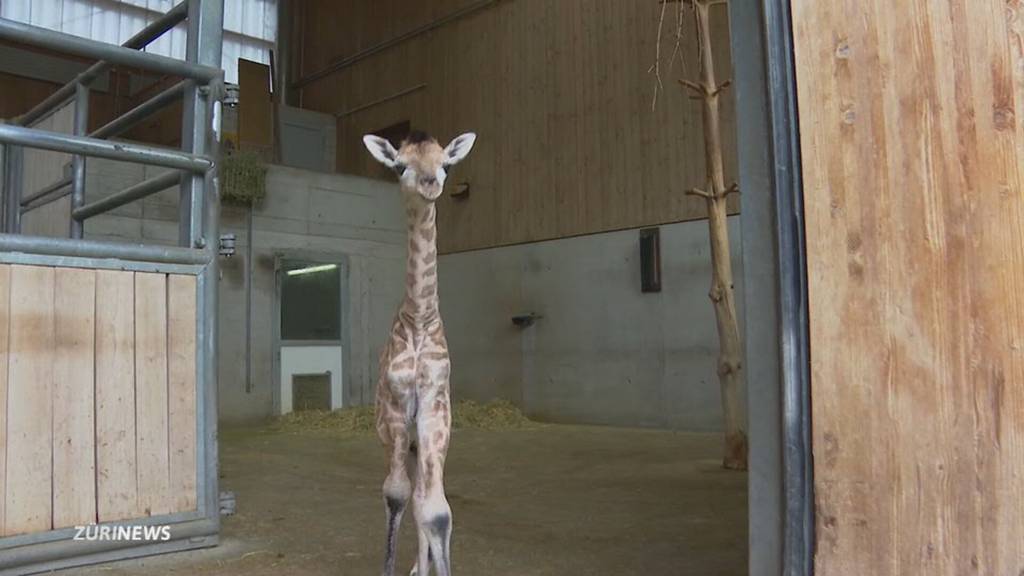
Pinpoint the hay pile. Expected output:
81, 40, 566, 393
272, 399, 532, 435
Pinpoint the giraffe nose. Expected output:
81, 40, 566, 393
420, 176, 437, 186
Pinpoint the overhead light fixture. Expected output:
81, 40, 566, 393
287, 263, 337, 276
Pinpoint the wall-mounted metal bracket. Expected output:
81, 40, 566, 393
511, 312, 542, 328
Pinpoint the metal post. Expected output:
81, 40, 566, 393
179, 0, 224, 248
0, 141, 7, 232
5, 145, 23, 234
201, 78, 224, 535
70, 84, 89, 238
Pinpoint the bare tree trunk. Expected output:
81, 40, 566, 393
682, 0, 747, 471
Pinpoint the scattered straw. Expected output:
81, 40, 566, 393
271, 399, 533, 435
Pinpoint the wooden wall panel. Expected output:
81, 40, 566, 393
295, 0, 739, 253
52, 268, 97, 528
794, 0, 1024, 574
0, 267, 199, 536
134, 272, 170, 517
4, 265, 55, 536
95, 269, 139, 522
168, 274, 198, 513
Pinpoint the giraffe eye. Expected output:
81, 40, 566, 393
393, 163, 408, 175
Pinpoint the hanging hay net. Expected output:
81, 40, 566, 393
220, 149, 267, 206
272, 399, 535, 435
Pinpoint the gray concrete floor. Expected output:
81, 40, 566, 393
76, 424, 747, 576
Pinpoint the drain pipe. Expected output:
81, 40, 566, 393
244, 198, 255, 394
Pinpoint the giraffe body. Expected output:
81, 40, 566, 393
363, 130, 476, 576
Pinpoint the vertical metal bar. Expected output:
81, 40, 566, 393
70, 84, 89, 238
0, 142, 7, 233
179, 0, 225, 248
190, 0, 225, 535
201, 81, 223, 531
245, 200, 254, 394
7, 146, 24, 234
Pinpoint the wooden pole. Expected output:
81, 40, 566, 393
680, 0, 747, 470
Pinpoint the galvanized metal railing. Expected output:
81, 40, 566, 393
0, 0, 222, 251
0, 1, 225, 573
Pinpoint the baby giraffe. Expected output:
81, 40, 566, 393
362, 130, 476, 576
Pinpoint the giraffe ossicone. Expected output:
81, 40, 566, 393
363, 130, 476, 576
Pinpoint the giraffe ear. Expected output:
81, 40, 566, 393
443, 132, 477, 166
362, 134, 400, 168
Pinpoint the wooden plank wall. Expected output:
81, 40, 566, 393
0, 265, 198, 537
294, 0, 739, 253
793, 0, 1024, 574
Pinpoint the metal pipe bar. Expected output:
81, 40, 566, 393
18, 177, 71, 209
179, 0, 224, 248
4, 145, 23, 233
21, 184, 71, 214
0, 517, 216, 570
292, 0, 497, 90
201, 89, 223, 530
0, 17, 221, 85
0, 233, 208, 265
70, 84, 89, 238
0, 124, 212, 172
0, 143, 5, 231
90, 81, 187, 140
73, 170, 181, 221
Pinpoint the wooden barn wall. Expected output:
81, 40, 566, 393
294, 0, 739, 253
0, 265, 198, 536
794, 0, 1024, 574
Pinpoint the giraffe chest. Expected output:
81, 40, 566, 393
385, 327, 450, 389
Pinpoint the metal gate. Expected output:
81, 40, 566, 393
0, 1, 223, 573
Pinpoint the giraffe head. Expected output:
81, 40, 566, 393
362, 130, 476, 202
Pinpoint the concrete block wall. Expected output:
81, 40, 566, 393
440, 217, 745, 432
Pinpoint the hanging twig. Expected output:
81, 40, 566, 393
648, 0, 669, 111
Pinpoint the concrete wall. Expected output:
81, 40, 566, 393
441, 217, 744, 432
77, 156, 745, 430
82, 160, 406, 422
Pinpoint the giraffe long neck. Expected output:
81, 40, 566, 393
400, 200, 440, 325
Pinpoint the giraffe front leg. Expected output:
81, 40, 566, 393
412, 460, 452, 576
412, 396, 453, 576
382, 430, 412, 576
409, 527, 431, 576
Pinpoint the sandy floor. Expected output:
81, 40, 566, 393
76, 423, 747, 576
